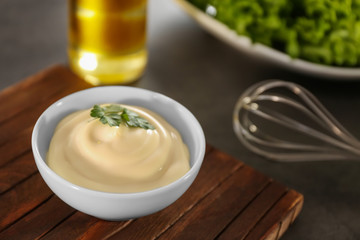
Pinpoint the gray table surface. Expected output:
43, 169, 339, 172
2, 0, 360, 239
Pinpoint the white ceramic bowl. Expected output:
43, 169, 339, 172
31, 86, 206, 220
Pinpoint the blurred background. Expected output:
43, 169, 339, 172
1, 0, 360, 239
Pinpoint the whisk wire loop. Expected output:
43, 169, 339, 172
233, 80, 360, 162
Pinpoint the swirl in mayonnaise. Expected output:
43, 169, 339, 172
47, 104, 190, 193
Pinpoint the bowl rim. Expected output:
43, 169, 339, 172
31, 86, 206, 198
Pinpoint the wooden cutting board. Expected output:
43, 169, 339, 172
0, 65, 303, 240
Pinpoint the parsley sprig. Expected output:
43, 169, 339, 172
90, 104, 155, 130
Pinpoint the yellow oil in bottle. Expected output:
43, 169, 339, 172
68, 0, 147, 85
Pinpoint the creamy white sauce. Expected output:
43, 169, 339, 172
47, 104, 190, 193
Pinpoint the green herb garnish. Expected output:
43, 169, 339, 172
90, 104, 155, 130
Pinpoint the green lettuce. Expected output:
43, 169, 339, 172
188, 0, 360, 67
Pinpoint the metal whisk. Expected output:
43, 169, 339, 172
233, 80, 360, 162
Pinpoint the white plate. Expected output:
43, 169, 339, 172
174, 0, 360, 80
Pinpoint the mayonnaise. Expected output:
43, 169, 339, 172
47, 104, 190, 193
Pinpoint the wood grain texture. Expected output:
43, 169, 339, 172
0, 195, 75, 240
157, 165, 271, 240
0, 65, 303, 239
0, 173, 52, 231
0, 151, 36, 194
217, 181, 288, 240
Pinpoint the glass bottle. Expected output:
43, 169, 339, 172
68, 0, 147, 85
